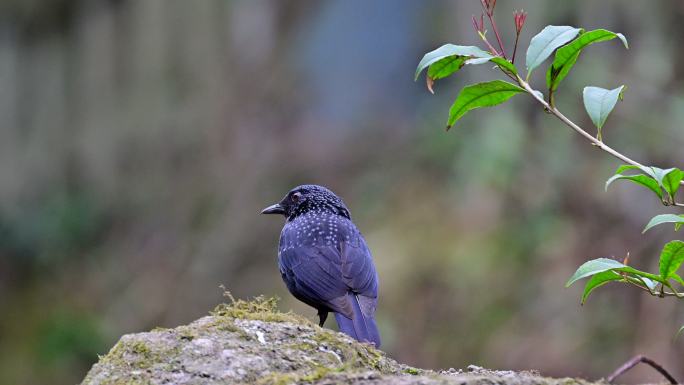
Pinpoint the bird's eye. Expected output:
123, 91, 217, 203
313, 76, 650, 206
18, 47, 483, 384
291, 192, 302, 202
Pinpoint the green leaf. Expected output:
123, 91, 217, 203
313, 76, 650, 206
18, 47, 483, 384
583, 86, 625, 135
671, 272, 684, 287
643, 214, 684, 233
639, 277, 658, 291
614, 164, 645, 175
649, 167, 674, 187
447, 80, 524, 129
465, 57, 493, 65
427, 56, 468, 81
606, 164, 668, 201
547, 29, 628, 92
659, 240, 684, 280
581, 270, 624, 304
662, 168, 683, 199
526, 25, 582, 78
415, 44, 492, 80
641, 166, 659, 179
605, 174, 663, 200
622, 267, 668, 284
648, 167, 684, 202
566, 258, 626, 287
461, 56, 518, 76
490, 57, 518, 76
567, 258, 667, 288
546, 51, 580, 93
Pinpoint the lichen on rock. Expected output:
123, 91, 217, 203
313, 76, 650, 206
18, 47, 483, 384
81, 295, 605, 385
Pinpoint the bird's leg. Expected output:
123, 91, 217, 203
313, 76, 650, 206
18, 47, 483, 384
318, 310, 328, 326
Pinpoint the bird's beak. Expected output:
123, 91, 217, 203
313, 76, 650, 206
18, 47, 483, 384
261, 203, 286, 215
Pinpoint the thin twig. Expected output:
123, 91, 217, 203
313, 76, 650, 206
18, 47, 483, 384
515, 75, 684, 187
516, 75, 644, 166
486, 13, 507, 58
627, 276, 655, 296
627, 280, 684, 298
512, 33, 520, 64
663, 280, 683, 297
478, 32, 501, 56
607, 355, 678, 384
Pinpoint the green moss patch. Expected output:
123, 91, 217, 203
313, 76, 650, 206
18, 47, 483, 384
210, 290, 314, 325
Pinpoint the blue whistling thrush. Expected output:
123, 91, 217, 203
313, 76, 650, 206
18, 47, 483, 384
261, 185, 380, 347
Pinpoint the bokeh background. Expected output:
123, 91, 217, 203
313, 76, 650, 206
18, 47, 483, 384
1, 0, 683, 384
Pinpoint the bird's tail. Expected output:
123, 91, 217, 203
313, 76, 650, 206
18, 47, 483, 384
334, 293, 380, 347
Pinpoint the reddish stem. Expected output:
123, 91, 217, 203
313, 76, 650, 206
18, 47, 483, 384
482, 36, 501, 56
512, 33, 520, 64
486, 13, 507, 58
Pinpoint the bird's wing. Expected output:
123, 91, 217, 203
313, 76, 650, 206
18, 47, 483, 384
308, 231, 378, 308
277, 217, 378, 316
338, 236, 378, 298
278, 245, 376, 315
278, 246, 351, 314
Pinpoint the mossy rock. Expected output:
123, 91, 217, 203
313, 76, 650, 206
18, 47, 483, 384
81, 295, 605, 385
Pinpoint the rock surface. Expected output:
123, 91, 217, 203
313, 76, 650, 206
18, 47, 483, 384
81, 295, 605, 385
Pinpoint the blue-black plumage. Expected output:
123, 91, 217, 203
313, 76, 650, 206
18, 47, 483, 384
261, 185, 380, 347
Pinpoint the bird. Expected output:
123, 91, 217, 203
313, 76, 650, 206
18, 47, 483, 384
261, 184, 380, 347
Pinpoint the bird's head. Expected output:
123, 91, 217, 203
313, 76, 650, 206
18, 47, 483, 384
261, 184, 351, 221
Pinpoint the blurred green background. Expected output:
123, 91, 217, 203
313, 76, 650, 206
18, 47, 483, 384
1, 1, 683, 384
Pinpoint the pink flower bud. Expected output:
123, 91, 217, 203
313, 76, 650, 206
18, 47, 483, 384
481, 0, 496, 16
514, 10, 527, 35
471, 13, 485, 33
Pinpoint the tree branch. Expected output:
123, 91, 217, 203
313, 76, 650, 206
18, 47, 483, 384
515, 75, 644, 166
514, 75, 684, 187
607, 355, 678, 384
477, 31, 502, 56
511, 34, 520, 64
628, 280, 684, 298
